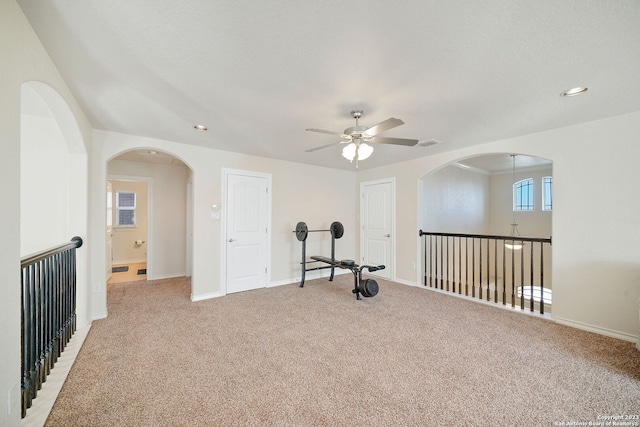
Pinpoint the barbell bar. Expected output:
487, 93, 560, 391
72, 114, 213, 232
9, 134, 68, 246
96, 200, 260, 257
294, 221, 344, 241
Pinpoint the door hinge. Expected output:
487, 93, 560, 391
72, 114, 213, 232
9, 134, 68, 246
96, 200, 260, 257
265, 267, 268, 273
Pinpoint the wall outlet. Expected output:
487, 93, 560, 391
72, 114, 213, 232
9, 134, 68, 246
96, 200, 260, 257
93, 282, 102, 292
410, 262, 416, 270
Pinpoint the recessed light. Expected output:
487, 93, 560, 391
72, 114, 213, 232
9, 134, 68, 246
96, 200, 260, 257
562, 87, 588, 97
194, 124, 208, 131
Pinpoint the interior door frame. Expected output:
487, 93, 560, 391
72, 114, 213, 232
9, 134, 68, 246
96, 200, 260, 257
108, 174, 153, 278
360, 177, 396, 281
221, 168, 272, 294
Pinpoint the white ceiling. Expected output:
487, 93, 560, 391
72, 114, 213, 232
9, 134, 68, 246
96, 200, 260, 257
17, 0, 640, 171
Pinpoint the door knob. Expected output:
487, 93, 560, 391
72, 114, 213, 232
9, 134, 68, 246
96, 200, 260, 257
385, 234, 391, 237
228, 238, 236, 242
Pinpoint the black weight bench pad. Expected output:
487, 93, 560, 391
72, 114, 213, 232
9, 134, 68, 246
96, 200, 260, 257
310, 256, 355, 268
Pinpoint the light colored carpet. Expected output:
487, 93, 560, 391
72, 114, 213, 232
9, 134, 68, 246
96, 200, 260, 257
46, 276, 640, 426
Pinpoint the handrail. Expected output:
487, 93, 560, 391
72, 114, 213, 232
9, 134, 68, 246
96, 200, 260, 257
418, 230, 552, 315
419, 230, 551, 244
20, 236, 82, 418
21, 236, 83, 267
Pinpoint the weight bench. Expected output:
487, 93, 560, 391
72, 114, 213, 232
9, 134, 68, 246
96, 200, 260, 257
308, 256, 385, 300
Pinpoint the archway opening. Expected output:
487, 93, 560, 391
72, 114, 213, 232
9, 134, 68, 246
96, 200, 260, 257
20, 81, 89, 324
106, 149, 194, 290
418, 153, 553, 314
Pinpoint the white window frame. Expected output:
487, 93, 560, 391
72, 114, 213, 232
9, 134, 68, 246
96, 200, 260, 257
513, 178, 534, 211
116, 191, 137, 227
542, 176, 553, 211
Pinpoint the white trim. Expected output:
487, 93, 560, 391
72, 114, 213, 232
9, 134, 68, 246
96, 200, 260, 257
221, 168, 272, 295
269, 279, 296, 288
416, 178, 424, 287
269, 269, 358, 288
147, 272, 186, 281
541, 175, 553, 211
393, 277, 418, 287
92, 311, 107, 321
554, 316, 638, 343
359, 177, 396, 281
185, 179, 193, 277
452, 162, 490, 175
111, 258, 146, 265
21, 325, 92, 427
108, 174, 153, 280
420, 285, 554, 321
191, 291, 225, 302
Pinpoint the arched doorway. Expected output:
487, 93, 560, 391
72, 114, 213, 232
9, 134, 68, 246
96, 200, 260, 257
106, 149, 193, 287
20, 81, 89, 324
418, 153, 553, 313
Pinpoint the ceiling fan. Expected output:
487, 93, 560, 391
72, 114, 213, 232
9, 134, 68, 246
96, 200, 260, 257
305, 109, 419, 168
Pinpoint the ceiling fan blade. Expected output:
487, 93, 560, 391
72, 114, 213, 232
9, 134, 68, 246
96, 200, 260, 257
363, 118, 404, 137
305, 128, 349, 138
305, 141, 344, 153
372, 136, 419, 146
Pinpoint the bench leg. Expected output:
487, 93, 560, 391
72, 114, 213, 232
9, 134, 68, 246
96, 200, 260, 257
352, 269, 361, 299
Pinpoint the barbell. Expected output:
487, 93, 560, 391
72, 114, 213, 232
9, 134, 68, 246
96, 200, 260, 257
294, 221, 344, 241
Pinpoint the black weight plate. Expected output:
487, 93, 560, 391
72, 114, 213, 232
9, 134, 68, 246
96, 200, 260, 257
330, 221, 344, 239
295, 222, 308, 241
361, 278, 379, 297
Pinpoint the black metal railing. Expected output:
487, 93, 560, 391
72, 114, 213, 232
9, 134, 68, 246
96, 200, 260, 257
20, 236, 83, 418
419, 231, 552, 314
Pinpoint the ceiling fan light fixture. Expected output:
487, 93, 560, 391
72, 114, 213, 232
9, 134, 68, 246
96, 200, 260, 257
342, 143, 357, 161
358, 143, 373, 160
307, 109, 416, 167
342, 142, 374, 162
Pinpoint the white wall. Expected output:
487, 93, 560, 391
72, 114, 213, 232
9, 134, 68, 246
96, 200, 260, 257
90, 130, 357, 317
20, 110, 69, 256
421, 164, 490, 233
109, 159, 190, 279
489, 166, 553, 237
1, 1, 92, 424
357, 111, 640, 342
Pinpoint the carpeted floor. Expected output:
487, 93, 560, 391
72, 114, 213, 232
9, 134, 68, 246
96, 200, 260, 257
46, 276, 640, 426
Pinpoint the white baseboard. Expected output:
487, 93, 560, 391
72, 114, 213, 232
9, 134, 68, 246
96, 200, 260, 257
554, 316, 639, 344
21, 324, 91, 427
111, 258, 146, 265
147, 272, 186, 281
393, 277, 417, 287
191, 291, 225, 302
420, 285, 554, 321
92, 310, 107, 321
269, 278, 297, 287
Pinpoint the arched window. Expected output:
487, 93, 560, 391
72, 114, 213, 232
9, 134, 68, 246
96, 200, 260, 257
513, 178, 534, 211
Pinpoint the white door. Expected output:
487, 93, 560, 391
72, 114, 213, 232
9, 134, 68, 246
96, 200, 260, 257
361, 179, 394, 280
106, 181, 113, 280
225, 172, 270, 294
